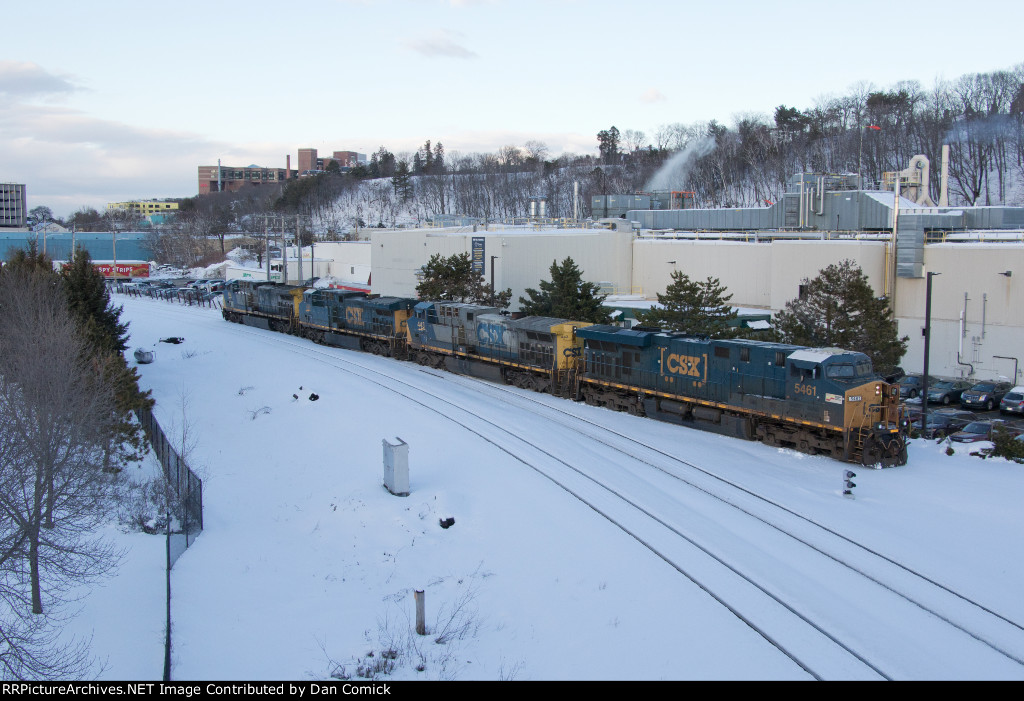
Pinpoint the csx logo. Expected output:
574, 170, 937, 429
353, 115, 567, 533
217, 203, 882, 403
660, 348, 704, 378
345, 307, 363, 325
476, 322, 505, 345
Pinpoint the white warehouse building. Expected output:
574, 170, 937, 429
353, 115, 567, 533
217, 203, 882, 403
366, 225, 1023, 385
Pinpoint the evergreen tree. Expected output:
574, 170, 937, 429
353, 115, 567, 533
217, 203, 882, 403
392, 160, 413, 203
62, 247, 129, 354
60, 247, 153, 465
637, 271, 739, 337
773, 259, 907, 376
597, 126, 620, 164
4, 241, 55, 277
519, 257, 612, 324
415, 252, 511, 309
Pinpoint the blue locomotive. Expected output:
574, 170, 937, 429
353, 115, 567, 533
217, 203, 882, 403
575, 325, 907, 466
222, 281, 908, 466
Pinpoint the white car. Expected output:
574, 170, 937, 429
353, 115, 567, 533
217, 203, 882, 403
1000, 386, 1024, 415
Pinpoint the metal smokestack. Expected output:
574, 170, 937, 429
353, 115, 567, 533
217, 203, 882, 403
939, 145, 950, 207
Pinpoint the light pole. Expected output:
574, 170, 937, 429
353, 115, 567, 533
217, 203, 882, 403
490, 256, 499, 306
921, 272, 940, 437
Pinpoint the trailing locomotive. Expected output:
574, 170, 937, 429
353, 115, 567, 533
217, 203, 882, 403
223, 281, 413, 358
406, 300, 589, 394
221, 280, 908, 466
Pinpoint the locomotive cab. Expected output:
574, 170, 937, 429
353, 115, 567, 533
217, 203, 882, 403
784, 349, 906, 465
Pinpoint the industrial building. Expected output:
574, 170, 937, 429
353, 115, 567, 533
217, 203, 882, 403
366, 155, 1024, 385
1, 183, 27, 228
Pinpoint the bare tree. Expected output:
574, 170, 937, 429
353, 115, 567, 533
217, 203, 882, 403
0, 268, 122, 678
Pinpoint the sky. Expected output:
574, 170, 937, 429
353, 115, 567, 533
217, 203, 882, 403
2, 0, 1023, 217
58, 289, 1024, 680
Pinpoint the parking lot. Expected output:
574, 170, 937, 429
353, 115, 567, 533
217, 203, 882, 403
904, 398, 1024, 441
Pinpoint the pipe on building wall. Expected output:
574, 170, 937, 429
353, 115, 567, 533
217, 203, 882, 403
963, 292, 969, 338
982, 292, 987, 339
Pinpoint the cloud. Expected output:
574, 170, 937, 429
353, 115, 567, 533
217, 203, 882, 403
0, 61, 78, 99
403, 30, 478, 59
0, 101, 237, 215
640, 88, 666, 104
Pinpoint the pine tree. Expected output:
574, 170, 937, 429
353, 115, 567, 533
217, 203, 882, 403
4, 241, 55, 277
62, 247, 129, 354
773, 259, 907, 376
637, 271, 738, 337
61, 247, 153, 465
415, 252, 511, 309
519, 257, 612, 323
392, 160, 413, 203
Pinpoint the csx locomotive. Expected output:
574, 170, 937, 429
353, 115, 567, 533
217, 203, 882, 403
222, 280, 908, 466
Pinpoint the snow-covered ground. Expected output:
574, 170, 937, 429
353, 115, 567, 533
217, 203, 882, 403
69, 295, 1024, 680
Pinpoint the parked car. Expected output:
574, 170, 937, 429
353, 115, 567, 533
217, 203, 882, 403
926, 379, 974, 405
960, 381, 1014, 411
194, 280, 224, 293
1000, 386, 1024, 415
948, 420, 1017, 443
898, 375, 939, 400
911, 412, 973, 439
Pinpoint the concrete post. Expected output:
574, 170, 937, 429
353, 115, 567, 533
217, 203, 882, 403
383, 437, 409, 496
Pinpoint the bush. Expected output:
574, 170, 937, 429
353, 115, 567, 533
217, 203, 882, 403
990, 426, 1024, 463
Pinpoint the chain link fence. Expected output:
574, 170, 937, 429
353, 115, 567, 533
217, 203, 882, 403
136, 405, 203, 564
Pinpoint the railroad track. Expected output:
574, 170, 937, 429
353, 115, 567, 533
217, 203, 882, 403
124, 298, 1024, 679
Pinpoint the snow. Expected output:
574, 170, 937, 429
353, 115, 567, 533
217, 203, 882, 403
64, 295, 1024, 681
788, 349, 842, 363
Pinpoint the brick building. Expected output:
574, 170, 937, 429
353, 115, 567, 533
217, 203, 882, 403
198, 149, 367, 195
297, 148, 367, 175
197, 164, 297, 195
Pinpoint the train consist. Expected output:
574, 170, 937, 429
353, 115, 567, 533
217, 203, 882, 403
222, 280, 909, 466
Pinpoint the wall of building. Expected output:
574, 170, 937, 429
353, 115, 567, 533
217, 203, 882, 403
1, 184, 27, 228
364, 225, 1023, 382
896, 245, 1024, 383
370, 227, 633, 303
632, 238, 886, 311
226, 241, 373, 285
